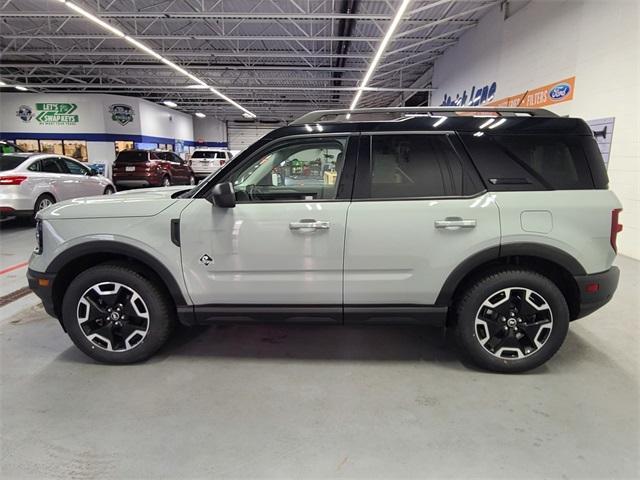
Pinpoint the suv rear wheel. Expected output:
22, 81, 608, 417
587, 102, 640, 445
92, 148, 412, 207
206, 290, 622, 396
61, 264, 175, 364
455, 269, 569, 373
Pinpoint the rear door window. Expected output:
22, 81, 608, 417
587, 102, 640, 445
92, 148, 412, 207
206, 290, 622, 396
41, 157, 63, 173
354, 134, 477, 199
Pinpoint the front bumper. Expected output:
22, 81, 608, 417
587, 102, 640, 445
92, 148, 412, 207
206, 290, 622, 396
573, 266, 620, 319
27, 268, 58, 320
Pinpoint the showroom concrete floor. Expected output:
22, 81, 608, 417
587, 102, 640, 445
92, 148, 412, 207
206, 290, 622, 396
0, 255, 638, 479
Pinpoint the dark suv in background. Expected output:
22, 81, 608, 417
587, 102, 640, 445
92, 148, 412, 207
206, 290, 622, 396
112, 149, 195, 189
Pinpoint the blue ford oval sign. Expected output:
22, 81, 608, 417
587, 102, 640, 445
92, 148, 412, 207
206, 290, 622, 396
549, 83, 571, 101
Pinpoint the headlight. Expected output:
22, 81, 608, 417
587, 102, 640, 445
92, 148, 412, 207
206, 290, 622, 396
34, 219, 43, 254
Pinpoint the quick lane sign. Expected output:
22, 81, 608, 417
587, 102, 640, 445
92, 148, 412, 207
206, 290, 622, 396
35, 103, 79, 125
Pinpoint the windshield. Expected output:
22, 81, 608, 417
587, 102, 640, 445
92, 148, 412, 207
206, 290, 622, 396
0, 155, 29, 171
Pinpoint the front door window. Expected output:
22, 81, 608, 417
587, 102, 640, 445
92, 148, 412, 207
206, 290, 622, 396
226, 137, 347, 202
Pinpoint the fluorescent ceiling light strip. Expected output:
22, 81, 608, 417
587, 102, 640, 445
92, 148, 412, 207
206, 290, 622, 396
65, 1, 125, 38
59, 0, 255, 118
350, 0, 412, 111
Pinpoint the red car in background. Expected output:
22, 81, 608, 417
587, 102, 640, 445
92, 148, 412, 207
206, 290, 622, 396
112, 149, 196, 189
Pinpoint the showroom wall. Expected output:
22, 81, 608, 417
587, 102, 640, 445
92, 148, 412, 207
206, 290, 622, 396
0, 93, 198, 171
193, 116, 227, 146
431, 0, 639, 259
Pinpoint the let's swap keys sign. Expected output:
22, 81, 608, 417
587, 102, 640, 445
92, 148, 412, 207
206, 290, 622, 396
35, 103, 79, 125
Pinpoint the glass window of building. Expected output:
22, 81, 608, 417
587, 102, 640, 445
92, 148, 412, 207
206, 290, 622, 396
63, 140, 88, 162
15, 139, 39, 152
39, 140, 64, 155
115, 140, 134, 155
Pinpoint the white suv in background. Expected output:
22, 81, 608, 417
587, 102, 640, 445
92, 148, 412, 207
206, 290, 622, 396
1, 153, 115, 219
189, 148, 232, 179
27, 107, 622, 373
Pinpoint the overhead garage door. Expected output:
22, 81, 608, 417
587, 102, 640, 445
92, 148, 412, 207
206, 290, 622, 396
227, 122, 279, 152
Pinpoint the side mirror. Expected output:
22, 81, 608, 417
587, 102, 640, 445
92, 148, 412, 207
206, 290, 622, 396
211, 182, 236, 208
89, 168, 99, 176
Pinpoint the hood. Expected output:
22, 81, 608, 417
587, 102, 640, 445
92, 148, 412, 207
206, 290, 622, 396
114, 185, 190, 196
38, 190, 182, 220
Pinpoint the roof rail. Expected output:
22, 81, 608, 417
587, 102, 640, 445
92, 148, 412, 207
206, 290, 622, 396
292, 106, 558, 124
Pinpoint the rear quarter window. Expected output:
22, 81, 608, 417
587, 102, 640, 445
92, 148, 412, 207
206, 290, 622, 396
461, 134, 600, 190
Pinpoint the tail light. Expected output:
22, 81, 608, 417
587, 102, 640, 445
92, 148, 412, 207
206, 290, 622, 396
0, 175, 27, 185
219, 160, 226, 166
610, 208, 623, 253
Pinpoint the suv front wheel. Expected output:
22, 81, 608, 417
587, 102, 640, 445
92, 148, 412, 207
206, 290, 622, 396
455, 269, 569, 373
61, 264, 175, 363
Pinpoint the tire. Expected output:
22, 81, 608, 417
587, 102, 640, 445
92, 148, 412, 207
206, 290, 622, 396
34, 193, 55, 213
61, 264, 175, 364
455, 268, 569, 373
103, 186, 115, 195
162, 176, 171, 187
32, 193, 56, 223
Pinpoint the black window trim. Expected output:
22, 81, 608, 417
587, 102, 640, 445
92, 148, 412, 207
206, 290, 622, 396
196, 132, 359, 204
352, 131, 487, 202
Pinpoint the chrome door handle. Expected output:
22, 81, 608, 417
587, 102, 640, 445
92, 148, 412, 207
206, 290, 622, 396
289, 219, 330, 230
434, 218, 477, 230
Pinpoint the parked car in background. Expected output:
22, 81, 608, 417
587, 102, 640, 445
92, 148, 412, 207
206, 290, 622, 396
189, 148, 233, 179
0, 153, 115, 219
112, 149, 195, 189
0, 140, 25, 153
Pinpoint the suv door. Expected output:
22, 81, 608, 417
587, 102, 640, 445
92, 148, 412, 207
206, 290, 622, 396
179, 135, 357, 319
343, 133, 500, 311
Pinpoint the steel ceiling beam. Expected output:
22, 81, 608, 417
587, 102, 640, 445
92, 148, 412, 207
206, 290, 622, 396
8, 83, 432, 92
0, 63, 369, 72
0, 11, 478, 22
0, 33, 458, 43
3, 49, 378, 60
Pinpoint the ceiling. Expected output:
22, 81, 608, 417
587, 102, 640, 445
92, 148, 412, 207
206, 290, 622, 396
0, 0, 498, 121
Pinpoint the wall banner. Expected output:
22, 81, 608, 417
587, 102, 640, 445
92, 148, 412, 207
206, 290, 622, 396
34, 103, 79, 125
486, 76, 575, 108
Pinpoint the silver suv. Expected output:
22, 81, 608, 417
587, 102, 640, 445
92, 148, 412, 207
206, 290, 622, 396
27, 107, 622, 372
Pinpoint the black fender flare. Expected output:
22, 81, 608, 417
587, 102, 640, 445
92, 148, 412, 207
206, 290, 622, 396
47, 240, 187, 306
435, 243, 586, 306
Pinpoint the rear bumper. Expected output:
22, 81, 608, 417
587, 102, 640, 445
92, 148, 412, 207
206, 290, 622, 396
27, 268, 58, 320
0, 191, 34, 214
192, 169, 220, 178
1, 207, 33, 218
573, 266, 620, 320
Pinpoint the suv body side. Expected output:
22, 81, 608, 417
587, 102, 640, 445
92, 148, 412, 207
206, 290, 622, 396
29, 113, 621, 326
